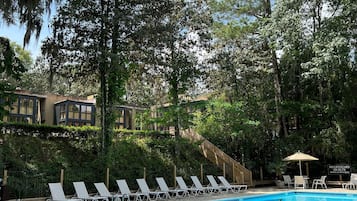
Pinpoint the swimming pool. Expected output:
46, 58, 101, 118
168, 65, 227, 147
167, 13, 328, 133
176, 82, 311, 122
216, 192, 357, 201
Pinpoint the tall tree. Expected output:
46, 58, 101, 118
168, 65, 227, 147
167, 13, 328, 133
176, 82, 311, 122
18, 56, 98, 96
133, 0, 212, 137
0, 37, 26, 119
203, 0, 357, 172
267, 0, 357, 161
209, 0, 289, 138
42, 0, 140, 153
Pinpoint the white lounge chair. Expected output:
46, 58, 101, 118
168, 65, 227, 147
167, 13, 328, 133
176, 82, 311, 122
48, 183, 82, 201
190, 176, 214, 194
175, 176, 202, 196
294, 176, 306, 189
73, 182, 108, 201
136, 178, 169, 200
312, 176, 327, 189
217, 176, 247, 192
94, 182, 126, 201
206, 175, 228, 193
155, 177, 188, 198
342, 173, 357, 190
116, 179, 146, 201
282, 175, 294, 188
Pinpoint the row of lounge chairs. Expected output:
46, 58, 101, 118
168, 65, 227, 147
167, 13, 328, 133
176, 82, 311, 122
48, 175, 247, 201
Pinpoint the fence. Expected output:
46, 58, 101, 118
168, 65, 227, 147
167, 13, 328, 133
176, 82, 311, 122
1, 164, 224, 200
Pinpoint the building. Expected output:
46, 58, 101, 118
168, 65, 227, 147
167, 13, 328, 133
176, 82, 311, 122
2, 90, 45, 124
2, 90, 144, 129
2, 90, 209, 131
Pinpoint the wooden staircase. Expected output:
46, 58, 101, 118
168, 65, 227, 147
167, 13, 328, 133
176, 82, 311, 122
181, 129, 253, 186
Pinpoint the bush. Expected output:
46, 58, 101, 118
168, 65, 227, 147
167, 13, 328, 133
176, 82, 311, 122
0, 123, 220, 199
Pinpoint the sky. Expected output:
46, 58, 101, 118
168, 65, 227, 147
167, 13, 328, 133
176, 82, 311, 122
0, 23, 52, 59
0, 4, 57, 60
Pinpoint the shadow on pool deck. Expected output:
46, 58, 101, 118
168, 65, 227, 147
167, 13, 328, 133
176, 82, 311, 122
178, 186, 357, 201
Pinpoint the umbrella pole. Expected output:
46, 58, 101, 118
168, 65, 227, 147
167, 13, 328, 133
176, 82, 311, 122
299, 160, 302, 176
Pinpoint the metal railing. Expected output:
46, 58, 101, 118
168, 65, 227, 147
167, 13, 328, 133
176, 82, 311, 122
5, 171, 48, 199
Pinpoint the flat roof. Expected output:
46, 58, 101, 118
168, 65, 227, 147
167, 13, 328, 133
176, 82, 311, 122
13, 90, 47, 99
54, 99, 96, 105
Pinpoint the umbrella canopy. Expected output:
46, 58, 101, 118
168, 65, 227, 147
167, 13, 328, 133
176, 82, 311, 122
283, 151, 318, 176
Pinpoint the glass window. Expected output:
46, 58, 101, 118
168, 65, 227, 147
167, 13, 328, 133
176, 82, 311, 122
80, 105, 92, 120
28, 99, 33, 114
19, 98, 28, 114
11, 98, 18, 113
81, 105, 92, 121
60, 104, 66, 120
68, 103, 80, 119
114, 109, 124, 124
19, 97, 34, 115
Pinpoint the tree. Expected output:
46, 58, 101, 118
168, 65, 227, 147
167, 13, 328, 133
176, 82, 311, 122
204, 0, 357, 174
209, 0, 289, 138
132, 0, 212, 137
266, 0, 357, 162
10, 42, 33, 68
0, 37, 26, 119
17, 56, 98, 96
42, 0, 143, 153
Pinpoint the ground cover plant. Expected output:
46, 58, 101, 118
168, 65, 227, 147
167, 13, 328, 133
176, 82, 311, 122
0, 124, 221, 199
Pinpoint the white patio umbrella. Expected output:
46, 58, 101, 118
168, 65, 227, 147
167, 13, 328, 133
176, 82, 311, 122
283, 150, 318, 176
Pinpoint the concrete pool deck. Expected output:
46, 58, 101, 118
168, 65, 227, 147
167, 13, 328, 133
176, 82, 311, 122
8, 186, 357, 201
177, 187, 357, 201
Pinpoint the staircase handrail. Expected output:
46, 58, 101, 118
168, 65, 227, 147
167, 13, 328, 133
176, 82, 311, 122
181, 129, 253, 186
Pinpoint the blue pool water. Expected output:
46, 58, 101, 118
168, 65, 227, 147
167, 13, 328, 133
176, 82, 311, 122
217, 192, 357, 201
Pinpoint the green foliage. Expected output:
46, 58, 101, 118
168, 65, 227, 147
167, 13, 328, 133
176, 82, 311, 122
194, 99, 263, 171
206, 0, 357, 178
43, 0, 145, 153
0, 130, 220, 199
195, 99, 260, 139
126, 0, 212, 136
0, 37, 26, 120
0, 122, 169, 139
10, 42, 33, 69
18, 57, 98, 96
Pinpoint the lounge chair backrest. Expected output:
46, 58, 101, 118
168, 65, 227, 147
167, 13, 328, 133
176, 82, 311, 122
116, 179, 131, 194
321, 176, 327, 182
190, 176, 204, 189
73, 181, 90, 198
351, 173, 357, 184
49, 183, 67, 200
217, 176, 231, 187
294, 176, 305, 187
282, 175, 292, 184
94, 182, 112, 197
206, 175, 219, 187
176, 177, 189, 189
156, 177, 169, 191
136, 178, 151, 193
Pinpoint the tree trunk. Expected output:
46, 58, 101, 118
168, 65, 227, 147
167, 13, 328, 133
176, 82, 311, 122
271, 49, 289, 137
172, 80, 180, 138
265, 0, 288, 137
100, 0, 110, 154
100, 68, 108, 153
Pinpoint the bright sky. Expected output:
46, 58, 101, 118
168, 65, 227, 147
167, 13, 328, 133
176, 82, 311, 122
0, 4, 56, 60
0, 23, 52, 59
